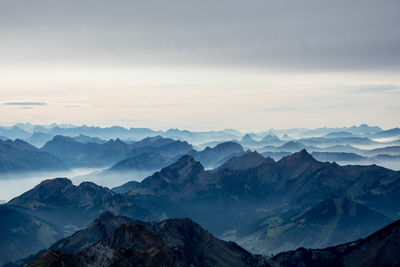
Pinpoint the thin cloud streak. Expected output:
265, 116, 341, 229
3, 101, 47, 106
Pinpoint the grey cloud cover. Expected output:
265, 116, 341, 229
0, 0, 399, 70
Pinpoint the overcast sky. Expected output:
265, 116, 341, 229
0, 0, 399, 130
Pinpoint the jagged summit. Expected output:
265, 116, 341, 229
279, 149, 316, 163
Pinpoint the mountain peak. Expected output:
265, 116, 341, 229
213, 141, 243, 151
294, 149, 314, 160
8, 178, 74, 207
165, 154, 206, 176
169, 154, 198, 169
133, 155, 211, 200
106, 138, 126, 146
278, 149, 317, 166
241, 134, 255, 142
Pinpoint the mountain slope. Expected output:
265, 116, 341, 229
229, 197, 391, 254
272, 218, 400, 267
0, 205, 62, 265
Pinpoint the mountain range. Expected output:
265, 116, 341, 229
1, 123, 400, 266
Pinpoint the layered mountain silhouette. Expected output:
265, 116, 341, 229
0, 139, 67, 174
369, 127, 400, 139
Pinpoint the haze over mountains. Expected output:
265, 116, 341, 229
1, 123, 400, 266
1, 123, 400, 176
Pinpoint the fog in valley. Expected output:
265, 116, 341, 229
0, 168, 152, 202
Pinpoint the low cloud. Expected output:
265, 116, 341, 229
3, 101, 47, 106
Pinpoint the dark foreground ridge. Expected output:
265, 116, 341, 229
26, 212, 270, 267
